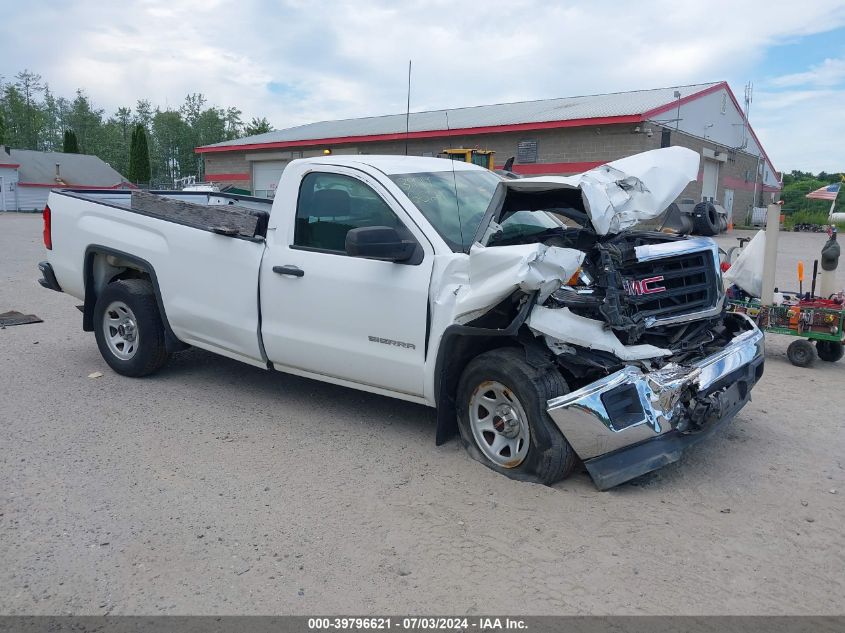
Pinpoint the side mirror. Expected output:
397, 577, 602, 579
345, 226, 416, 262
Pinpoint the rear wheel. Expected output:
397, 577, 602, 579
787, 339, 815, 368
816, 340, 844, 362
456, 348, 577, 485
94, 279, 170, 377
692, 201, 719, 236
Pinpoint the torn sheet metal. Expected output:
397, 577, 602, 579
527, 306, 672, 361
428, 243, 584, 336
454, 244, 584, 321
488, 147, 700, 236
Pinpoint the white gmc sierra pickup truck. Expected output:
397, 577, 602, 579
38, 147, 764, 489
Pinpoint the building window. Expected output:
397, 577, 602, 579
660, 128, 671, 148
516, 140, 538, 164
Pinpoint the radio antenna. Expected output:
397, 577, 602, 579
404, 60, 412, 156
445, 110, 465, 249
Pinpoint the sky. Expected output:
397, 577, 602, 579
2, 0, 845, 174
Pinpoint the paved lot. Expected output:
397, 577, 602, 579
1, 213, 843, 615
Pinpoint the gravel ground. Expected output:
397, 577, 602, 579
1, 214, 843, 615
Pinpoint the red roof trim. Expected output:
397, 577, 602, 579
195, 115, 644, 154
0, 163, 20, 168
18, 181, 137, 189
204, 172, 250, 181
195, 81, 779, 187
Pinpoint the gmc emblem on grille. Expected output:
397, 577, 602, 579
623, 275, 666, 296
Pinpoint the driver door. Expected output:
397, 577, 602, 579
259, 167, 434, 397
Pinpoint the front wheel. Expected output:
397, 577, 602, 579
787, 339, 815, 368
93, 279, 170, 377
456, 348, 577, 485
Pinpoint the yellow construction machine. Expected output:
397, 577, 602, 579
438, 148, 496, 170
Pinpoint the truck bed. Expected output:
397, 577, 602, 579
54, 189, 272, 240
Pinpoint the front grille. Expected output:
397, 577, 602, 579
620, 250, 718, 323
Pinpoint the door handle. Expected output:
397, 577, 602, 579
273, 265, 305, 277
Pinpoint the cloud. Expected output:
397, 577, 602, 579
758, 48, 845, 171
754, 88, 845, 173
2, 0, 845, 172
770, 57, 845, 88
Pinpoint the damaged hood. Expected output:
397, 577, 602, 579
483, 146, 700, 236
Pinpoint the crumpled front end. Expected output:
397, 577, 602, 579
546, 313, 765, 489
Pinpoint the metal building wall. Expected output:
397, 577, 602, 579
16, 186, 50, 212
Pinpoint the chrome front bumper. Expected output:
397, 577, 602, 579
547, 313, 765, 489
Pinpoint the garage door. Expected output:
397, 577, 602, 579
701, 159, 719, 202
252, 161, 289, 198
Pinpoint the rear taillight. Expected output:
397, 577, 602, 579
43, 205, 52, 250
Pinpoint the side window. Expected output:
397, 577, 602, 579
294, 172, 406, 253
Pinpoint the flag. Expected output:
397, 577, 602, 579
805, 183, 840, 201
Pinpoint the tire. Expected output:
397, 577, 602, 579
786, 339, 815, 368
456, 347, 577, 485
816, 340, 844, 362
93, 279, 170, 377
692, 201, 719, 236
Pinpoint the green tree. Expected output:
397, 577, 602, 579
244, 116, 272, 136
127, 126, 137, 180
177, 94, 229, 179
15, 70, 45, 149
1, 83, 28, 148
180, 93, 207, 127
128, 124, 151, 184
152, 109, 191, 184
224, 107, 242, 140
134, 99, 153, 130
63, 129, 80, 153
42, 85, 63, 151
115, 107, 132, 141
98, 108, 133, 178
65, 90, 104, 154
0, 67, 271, 184
0, 111, 5, 145
779, 172, 843, 225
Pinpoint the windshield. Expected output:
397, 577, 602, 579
488, 210, 568, 245
389, 170, 501, 252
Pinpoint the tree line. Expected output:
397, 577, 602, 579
780, 170, 843, 225
0, 70, 273, 187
